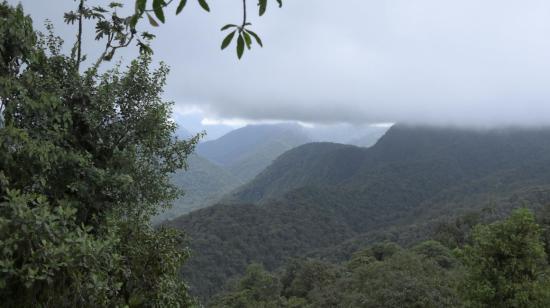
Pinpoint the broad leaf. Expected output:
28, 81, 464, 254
146, 12, 159, 27
237, 34, 245, 59
221, 31, 236, 50
176, 0, 187, 15
246, 30, 263, 47
136, 0, 147, 13
259, 0, 267, 16
221, 24, 237, 31
153, 0, 165, 23
197, 0, 210, 12
243, 31, 252, 49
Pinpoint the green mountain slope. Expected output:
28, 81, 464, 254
153, 154, 243, 223
197, 123, 311, 182
158, 123, 386, 221
169, 126, 550, 300
226, 142, 365, 204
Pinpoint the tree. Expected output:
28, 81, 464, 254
0, 2, 198, 305
62, 0, 283, 66
210, 263, 284, 308
461, 208, 550, 307
344, 244, 461, 308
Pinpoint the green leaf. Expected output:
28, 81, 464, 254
136, 0, 146, 13
109, 2, 123, 8
129, 14, 139, 29
153, 0, 165, 23
243, 31, 252, 49
221, 31, 236, 50
146, 12, 159, 27
197, 0, 210, 12
259, 0, 267, 16
246, 30, 263, 47
236, 34, 245, 59
221, 24, 237, 31
176, 0, 187, 15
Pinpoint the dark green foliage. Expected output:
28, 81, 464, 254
461, 209, 550, 307
211, 263, 284, 308
211, 211, 550, 307
344, 249, 461, 307
0, 190, 122, 305
0, 2, 195, 305
279, 259, 342, 306
213, 242, 462, 308
210, 210, 550, 307
412, 240, 458, 269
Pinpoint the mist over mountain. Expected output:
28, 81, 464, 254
169, 125, 550, 300
306, 123, 390, 147
154, 123, 389, 221
197, 123, 311, 182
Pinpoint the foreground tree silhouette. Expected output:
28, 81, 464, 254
461, 208, 550, 307
0, 2, 199, 305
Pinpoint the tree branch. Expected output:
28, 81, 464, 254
143, 0, 174, 13
76, 0, 84, 71
93, 30, 135, 70
242, 0, 247, 29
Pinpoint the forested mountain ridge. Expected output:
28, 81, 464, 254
154, 124, 311, 221
229, 125, 550, 204
226, 142, 365, 204
168, 125, 550, 300
159, 123, 388, 221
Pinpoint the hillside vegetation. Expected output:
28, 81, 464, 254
197, 124, 311, 182
153, 154, 244, 223
157, 123, 389, 221
169, 125, 550, 300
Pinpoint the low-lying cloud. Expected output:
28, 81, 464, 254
17, 0, 550, 127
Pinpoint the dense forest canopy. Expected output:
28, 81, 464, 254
210, 209, 550, 307
171, 126, 550, 304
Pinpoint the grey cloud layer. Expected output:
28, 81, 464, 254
17, 0, 550, 126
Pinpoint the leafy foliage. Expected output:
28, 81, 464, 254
461, 209, 550, 307
64, 1, 155, 69
0, 2, 196, 305
135, 0, 284, 58
212, 241, 463, 308
211, 263, 284, 308
209, 209, 550, 307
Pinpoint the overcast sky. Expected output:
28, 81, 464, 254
12, 0, 550, 127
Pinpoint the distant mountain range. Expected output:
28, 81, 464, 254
155, 123, 389, 221
167, 125, 550, 300
197, 123, 311, 182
